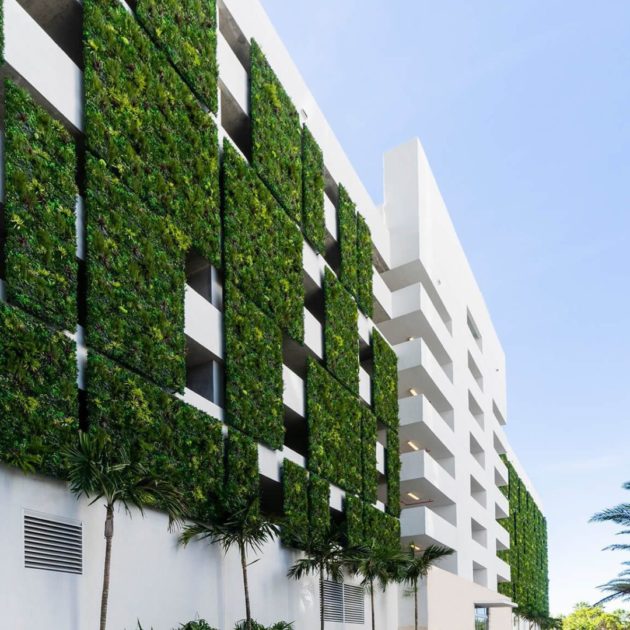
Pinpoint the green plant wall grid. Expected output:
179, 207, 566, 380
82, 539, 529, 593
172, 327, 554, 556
0, 303, 78, 478
309, 473, 331, 547
4, 80, 77, 330
281, 459, 309, 547
250, 39, 302, 221
344, 493, 400, 553
224, 428, 260, 514
87, 352, 223, 522
356, 213, 373, 318
372, 329, 399, 429
136, 0, 218, 113
361, 406, 378, 504
323, 268, 359, 394
306, 358, 362, 495
83, 0, 221, 268
301, 125, 326, 253
85, 155, 186, 391
224, 283, 284, 450
222, 141, 304, 341
385, 424, 401, 517
337, 184, 358, 297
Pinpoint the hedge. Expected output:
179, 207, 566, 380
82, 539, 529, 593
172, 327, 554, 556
224, 429, 260, 514
0, 303, 77, 477
309, 473, 331, 547
306, 358, 362, 495
3, 80, 77, 330
222, 141, 304, 341
85, 156, 186, 391
281, 459, 309, 547
250, 40, 302, 221
84, 0, 221, 268
363, 504, 401, 553
87, 353, 223, 521
356, 214, 373, 318
498, 456, 549, 617
337, 185, 358, 298
323, 269, 358, 394
361, 407, 378, 504
386, 425, 401, 517
136, 0, 218, 113
224, 284, 284, 449
372, 329, 399, 429
301, 125, 325, 253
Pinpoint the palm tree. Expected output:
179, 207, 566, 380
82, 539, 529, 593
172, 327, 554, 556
179, 498, 279, 630
287, 530, 361, 630
401, 543, 454, 630
65, 431, 184, 630
350, 543, 407, 630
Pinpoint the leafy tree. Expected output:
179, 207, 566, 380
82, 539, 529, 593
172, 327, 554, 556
179, 499, 279, 630
401, 543, 454, 630
65, 431, 184, 630
562, 602, 630, 629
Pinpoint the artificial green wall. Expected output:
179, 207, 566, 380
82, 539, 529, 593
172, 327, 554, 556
372, 329, 399, 429
301, 125, 326, 253
337, 185, 358, 297
386, 425, 401, 517
356, 214, 373, 318
344, 494, 400, 553
361, 407, 378, 504
225, 429, 260, 514
309, 473, 331, 546
498, 456, 549, 618
4, 81, 77, 331
250, 40, 302, 221
282, 459, 309, 547
136, 0, 218, 113
0, 303, 77, 477
222, 141, 304, 341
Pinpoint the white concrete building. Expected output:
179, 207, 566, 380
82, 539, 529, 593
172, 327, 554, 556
0, 0, 545, 629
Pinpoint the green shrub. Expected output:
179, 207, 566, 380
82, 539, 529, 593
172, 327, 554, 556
385, 425, 401, 517
178, 621, 217, 630
281, 459, 309, 547
136, 0, 218, 113
83, 0, 221, 268
0, 303, 77, 476
323, 269, 358, 394
250, 40, 302, 221
361, 407, 377, 504
308, 473, 331, 547
222, 141, 304, 341
356, 214, 373, 318
87, 353, 223, 521
306, 359, 362, 494
234, 622, 293, 630
224, 284, 284, 449
337, 185, 358, 297
85, 156, 186, 391
372, 329, 399, 428
224, 429, 260, 514
3, 80, 77, 330
301, 125, 325, 253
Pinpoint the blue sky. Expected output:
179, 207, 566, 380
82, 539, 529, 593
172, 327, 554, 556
260, 0, 630, 615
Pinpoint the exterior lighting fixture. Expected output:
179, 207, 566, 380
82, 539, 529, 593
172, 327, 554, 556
409, 388, 418, 397
407, 336, 415, 341
407, 441, 419, 451
407, 492, 420, 501
411, 544, 422, 551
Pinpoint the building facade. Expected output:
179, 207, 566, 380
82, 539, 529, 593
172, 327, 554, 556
0, 0, 547, 629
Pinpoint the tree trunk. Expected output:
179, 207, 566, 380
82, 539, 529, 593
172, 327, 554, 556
414, 580, 418, 630
370, 579, 375, 630
319, 563, 325, 630
100, 504, 114, 630
240, 542, 252, 630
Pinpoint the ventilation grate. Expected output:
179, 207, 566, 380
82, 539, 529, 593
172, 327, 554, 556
322, 580, 364, 624
24, 511, 83, 574
323, 580, 344, 622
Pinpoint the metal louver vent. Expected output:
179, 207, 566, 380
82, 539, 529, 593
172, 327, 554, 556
24, 511, 83, 574
322, 580, 364, 624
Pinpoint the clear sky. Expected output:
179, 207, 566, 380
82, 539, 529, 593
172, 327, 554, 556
259, 0, 630, 616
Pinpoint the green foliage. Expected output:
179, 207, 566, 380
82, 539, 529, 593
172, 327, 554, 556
4, 80, 77, 330
344, 494, 365, 548
309, 473, 331, 547
363, 504, 401, 554
83, 0, 221, 268
225, 429, 260, 514
361, 407, 378, 504
306, 359, 362, 494
498, 456, 549, 618
281, 460, 309, 547
372, 329, 399, 429
87, 353, 223, 521
222, 142, 304, 341
136, 0, 218, 113
301, 125, 325, 253
337, 185, 358, 297
0, 303, 77, 476
561, 603, 629, 630
356, 214, 373, 318
85, 156, 186, 391
177, 621, 217, 630
224, 285, 284, 449
234, 622, 294, 630
386, 425, 401, 517
250, 40, 302, 221
323, 269, 358, 394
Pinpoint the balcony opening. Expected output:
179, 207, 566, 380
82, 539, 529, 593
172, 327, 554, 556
186, 251, 223, 310
495, 500, 508, 521
467, 351, 483, 391
218, 0, 251, 70
220, 89, 251, 159
468, 391, 484, 429
304, 286, 325, 324
471, 518, 487, 547
469, 434, 485, 469
492, 400, 506, 426
261, 475, 283, 518
466, 309, 482, 350
493, 432, 507, 456
470, 476, 487, 508
473, 562, 488, 588
283, 405, 308, 459
494, 466, 507, 489
185, 336, 224, 407
433, 503, 457, 527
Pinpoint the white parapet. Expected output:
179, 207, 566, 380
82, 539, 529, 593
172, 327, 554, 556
184, 285, 223, 360
400, 505, 458, 550
217, 31, 249, 115
282, 365, 305, 417
304, 307, 323, 359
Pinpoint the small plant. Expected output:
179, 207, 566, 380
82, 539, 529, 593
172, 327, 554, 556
233, 622, 293, 630
179, 621, 218, 630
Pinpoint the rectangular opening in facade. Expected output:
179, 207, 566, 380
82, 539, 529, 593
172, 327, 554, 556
467, 351, 483, 391
468, 391, 484, 429
466, 309, 482, 350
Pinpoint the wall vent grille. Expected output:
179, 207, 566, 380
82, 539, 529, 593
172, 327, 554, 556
24, 511, 83, 574
322, 580, 364, 624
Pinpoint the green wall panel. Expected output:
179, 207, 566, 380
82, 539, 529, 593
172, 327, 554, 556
301, 125, 326, 253
372, 329, 399, 429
